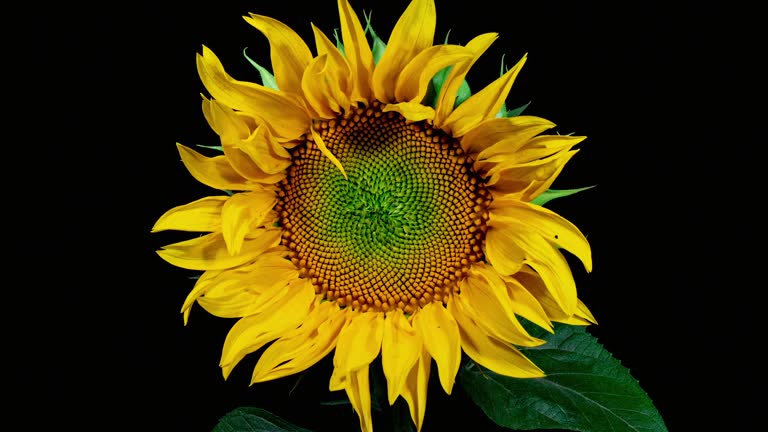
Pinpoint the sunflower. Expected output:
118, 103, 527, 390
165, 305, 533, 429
154, 0, 595, 430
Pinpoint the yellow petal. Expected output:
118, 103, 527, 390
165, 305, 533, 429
344, 366, 373, 432
460, 265, 544, 347
252, 304, 349, 382
487, 217, 579, 315
433, 33, 498, 127
500, 274, 554, 333
237, 125, 293, 175
301, 55, 338, 119
395, 45, 473, 103
484, 224, 527, 275
449, 297, 544, 378
243, 14, 313, 96
206, 97, 249, 139
486, 149, 578, 201
401, 347, 430, 432
156, 229, 280, 271
177, 143, 262, 191
412, 302, 460, 394
511, 265, 571, 322
197, 46, 310, 140
382, 102, 435, 122
312, 23, 352, 109
337, 0, 374, 103
208, 100, 288, 184
311, 126, 348, 179
442, 54, 527, 137
152, 196, 227, 233
490, 199, 592, 272
332, 311, 384, 377
461, 115, 555, 156
180, 269, 221, 325
381, 310, 421, 405
372, 0, 436, 103
221, 190, 277, 255
196, 252, 299, 318
554, 299, 598, 325
219, 278, 315, 379
480, 134, 586, 166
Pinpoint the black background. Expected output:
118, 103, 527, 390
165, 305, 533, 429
21, 0, 752, 431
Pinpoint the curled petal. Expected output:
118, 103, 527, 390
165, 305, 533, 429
513, 266, 596, 325
401, 347, 430, 432
395, 45, 473, 103
243, 14, 313, 96
449, 297, 545, 378
197, 46, 309, 140
312, 24, 352, 109
219, 278, 315, 379
487, 217, 579, 315
480, 134, 586, 166
152, 196, 226, 233
344, 366, 373, 432
207, 99, 288, 184
181, 250, 296, 322
373, 0, 436, 102
252, 303, 349, 382
486, 149, 579, 201
301, 55, 339, 119
433, 33, 498, 127
332, 311, 384, 379
460, 264, 544, 347
500, 274, 554, 333
221, 190, 277, 255
337, 0, 374, 103
156, 229, 280, 271
381, 310, 421, 405
176, 143, 264, 191
412, 302, 460, 394
383, 102, 435, 122
311, 127, 348, 179
461, 116, 555, 156
490, 199, 592, 273
238, 125, 292, 175
442, 54, 527, 137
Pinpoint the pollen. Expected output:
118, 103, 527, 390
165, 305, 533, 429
276, 101, 491, 313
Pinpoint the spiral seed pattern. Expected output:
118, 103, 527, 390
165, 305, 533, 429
276, 101, 491, 313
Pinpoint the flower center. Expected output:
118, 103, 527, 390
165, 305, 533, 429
276, 101, 491, 313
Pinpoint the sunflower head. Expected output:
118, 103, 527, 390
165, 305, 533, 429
154, 1, 594, 431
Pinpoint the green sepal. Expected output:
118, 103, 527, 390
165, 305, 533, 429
494, 56, 530, 118
455, 79, 471, 107
332, 28, 346, 57
243, 48, 278, 90
424, 65, 472, 109
212, 407, 312, 432
530, 186, 595, 206
499, 100, 531, 117
459, 322, 668, 432
195, 144, 224, 152
363, 11, 386, 65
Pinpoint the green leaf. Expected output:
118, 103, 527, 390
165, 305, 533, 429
243, 48, 278, 90
212, 407, 312, 432
363, 11, 386, 65
459, 323, 667, 432
530, 186, 595, 206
